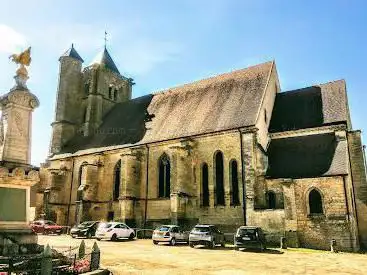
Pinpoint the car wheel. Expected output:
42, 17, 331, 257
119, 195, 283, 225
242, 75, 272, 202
234, 246, 240, 251
96, 238, 101, 241
260, 243, 265, 252
170, 238, 176, 246
189, 242, 194, 248
129, 233, 135, 240
71, 235, 76, 239
153, 240, 158, 245
111, 234, 117, 242
221, 242, 225, 248
87, 232, 92, 239
209, 240, 216, 249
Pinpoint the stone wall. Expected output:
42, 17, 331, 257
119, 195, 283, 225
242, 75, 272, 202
38, 127, 364, 251
347, 130, 367, 248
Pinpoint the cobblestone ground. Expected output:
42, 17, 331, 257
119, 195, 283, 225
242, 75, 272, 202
38, 235, 367, 275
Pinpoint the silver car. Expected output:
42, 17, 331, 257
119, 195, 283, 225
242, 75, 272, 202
152, 225, 189, 246
189, 224, 225, 248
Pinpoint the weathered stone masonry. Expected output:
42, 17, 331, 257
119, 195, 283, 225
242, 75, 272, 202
36, 45, 367, 252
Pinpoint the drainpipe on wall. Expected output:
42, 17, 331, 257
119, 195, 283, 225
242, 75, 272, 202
143, 145, 150, 235
66, 158, 75, 226
238, 129, 247, 225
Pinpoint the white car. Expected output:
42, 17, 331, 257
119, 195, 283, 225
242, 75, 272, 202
95, 222, 135, 241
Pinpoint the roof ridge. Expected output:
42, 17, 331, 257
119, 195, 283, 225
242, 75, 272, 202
254, 60, 275, 124
151, 61, 273, 96
281, 79, 346, 95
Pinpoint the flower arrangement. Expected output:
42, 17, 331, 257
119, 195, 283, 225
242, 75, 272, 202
69, 258, 90, 273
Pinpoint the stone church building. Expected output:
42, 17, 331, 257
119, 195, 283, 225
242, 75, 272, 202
36, 45, 367, 251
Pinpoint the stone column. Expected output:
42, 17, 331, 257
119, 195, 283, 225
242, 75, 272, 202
119, 150, 141, 227
169, 141, 194, 225
241, 130, 257, 225
281, 179, 299, 247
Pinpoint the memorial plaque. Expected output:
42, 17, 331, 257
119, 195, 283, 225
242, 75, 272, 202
0, 187, 26, 222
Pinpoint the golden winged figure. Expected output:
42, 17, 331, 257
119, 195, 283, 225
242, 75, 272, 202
9, 47, 31, 66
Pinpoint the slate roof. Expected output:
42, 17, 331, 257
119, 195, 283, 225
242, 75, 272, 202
269, 80, 350, 132
61, 61, 274, 153
90, 47, 120, 75
266, 133, 348, 178
60, 44, 84, 62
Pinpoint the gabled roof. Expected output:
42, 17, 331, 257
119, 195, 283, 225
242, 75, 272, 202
266, 133, 348, 178
60, 44, 84, 62
61, 61, 274, 153
90, 47, 120, 74
269, 80, 350, 132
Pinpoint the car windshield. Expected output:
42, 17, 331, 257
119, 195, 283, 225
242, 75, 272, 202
78, 222, 94, 228
157, 226, 170, 232
98, 223, 112, 229
238, 228, 256, 236
192, 226, 210, 233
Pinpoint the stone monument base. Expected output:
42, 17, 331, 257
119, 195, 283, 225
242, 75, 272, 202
0, 227, 38, 255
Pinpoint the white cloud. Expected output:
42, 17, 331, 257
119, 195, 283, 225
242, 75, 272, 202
0, 24, 27, 53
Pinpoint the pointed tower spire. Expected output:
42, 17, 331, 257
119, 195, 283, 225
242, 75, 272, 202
60, 44, 84, 62
90, 47, 120, 75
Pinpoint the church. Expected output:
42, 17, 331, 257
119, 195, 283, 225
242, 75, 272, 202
36, 44, 367, 252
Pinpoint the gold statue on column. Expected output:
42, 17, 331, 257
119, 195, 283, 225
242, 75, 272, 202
9, 47, 32, 89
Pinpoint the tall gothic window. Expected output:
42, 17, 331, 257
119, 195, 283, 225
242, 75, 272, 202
201, 163, 209, 207
267, 191, 276, 209
309, 189, 323, 214
108, 86, 113, 99
113, 89, 118, 101
230, 160, 240, 206
158, 154, 170, 198
84, 83, 90, 95
215, 151, 225, 206
113, 160, 121, 201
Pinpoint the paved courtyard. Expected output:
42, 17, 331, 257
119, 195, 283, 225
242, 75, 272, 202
38, 235, 367, 275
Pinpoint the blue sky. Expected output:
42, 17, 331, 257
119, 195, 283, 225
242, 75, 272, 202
0, 0, 366, 165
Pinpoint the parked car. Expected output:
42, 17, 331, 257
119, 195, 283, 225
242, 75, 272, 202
189, 224, 225, 248
70, 221, 100, 239
95, 222, 135, 241
30, 220, 63, 235
234, 226, 267, 251
152, 225, 189, 245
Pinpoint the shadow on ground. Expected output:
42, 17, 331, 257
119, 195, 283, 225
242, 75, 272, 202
238, 248, 284, 254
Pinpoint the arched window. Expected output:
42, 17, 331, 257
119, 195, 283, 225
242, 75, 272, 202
267, 191, 276, 209
158, 154, 170, 198
83, 107, 88, 123
230, 160, 240, 206
309, 189, 323, 214
108, 86, 113, 99
113, 89, 118, 101
201, 163, 209, 207
84, 83, 90, 95
215, 151, 225, 206
113, 160, 121, 201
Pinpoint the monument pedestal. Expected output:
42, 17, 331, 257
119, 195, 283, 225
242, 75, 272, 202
0, 162, 40, 255
0, 85, 40, 255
